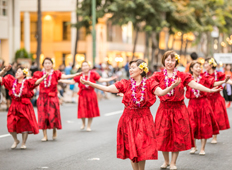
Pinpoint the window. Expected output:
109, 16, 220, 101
0, 0, 7, 16
63, 22, 71, 41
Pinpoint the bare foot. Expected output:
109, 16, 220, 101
86, 128, 91, 132
53, 129, 57, 140
41, 137, 48, 142
20, 145, 27, 149
11, 140, 20, 149
190, 147, 198, 154
160, 162, 169, 169
80, 125, 85, 130
170, 165, 177, 170
211, 139, 217, 144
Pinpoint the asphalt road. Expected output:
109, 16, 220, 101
0, 97, 232, 170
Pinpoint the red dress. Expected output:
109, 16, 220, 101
206, 71, 230, 130
115, 78, 158, 162
74, 71, 101, 119
151, 71, 194, 152
186, 74, 219, 139
2, 75, 39, 134
33, 71, 62, 130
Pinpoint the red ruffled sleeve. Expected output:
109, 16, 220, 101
151, 72, 161, 82
203, 75, 215, 88
26, 78, 38, 90
2, 75, 15, 90
92, 71, 101, 81
217, 72, 225, 81
33, 71, 43, 79
54, 70, 62, 80
115, 79, 129, 94
147, 78, 159, 93
74, 75, 81, 83
181, 72, 193, 87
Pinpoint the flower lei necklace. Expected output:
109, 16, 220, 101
12, 79, 26, 98
83, 71, 91, 88
43, 69, 54, 88
205, 70, 217, 81
131, 77, 146, 107
192, 75, 202, 98
163, 68, 177, 96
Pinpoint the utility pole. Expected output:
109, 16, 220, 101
92, 0, 96, 66
36, 0, 42, 68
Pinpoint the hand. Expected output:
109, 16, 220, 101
111, 76, 118, 80
210, 87, 222, 93
5, 65, 12, 72
225, 75, 230, 83
171, 78, 181, 88
80, 76, 90, 85
117, 93, 124, 97
43, 73, 49, 78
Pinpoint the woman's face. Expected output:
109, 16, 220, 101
43, 59, 53, 70
164, 55, 176, 70
191, 63, 201, 76
15, 68, 25, 79
129, 62, 143, 79
81, 62, 90, 73
226, 65, 231, 70
203, 61, 212, 71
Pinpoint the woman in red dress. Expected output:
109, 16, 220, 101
80, 59, 181, 170
186, 61, 228, 155
204, 58, 231, 143
33, 58, 81, 141
151, 51, 221, 170
59, 61, 116, 131
0, 67, 48, 149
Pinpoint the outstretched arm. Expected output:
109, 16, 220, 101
61, 72, 82, 79
58, 79, 76, 84
214, 76, 230, 86
154, 78, 181, 96
80, 77, 119, 93
188, 80, 221, 93
35, 73, 48, 85
0, 65, 12, 76
97, 76, 117, 83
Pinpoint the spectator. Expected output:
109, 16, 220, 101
185, 52, 198, 72
223, 64, 232, 108
64, 63, 72, 75
30, 61, 39, 76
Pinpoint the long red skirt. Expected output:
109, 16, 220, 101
188, 98, 219, 139
78, 89, 100, 119
117, 107, 158, 162
37, 93, 62, 130
154, 101, 194, 152
7, 99, 39, 134
208, 93, 230, 130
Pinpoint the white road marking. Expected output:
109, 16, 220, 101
105, 110, 123, 116
88, 158, 100, 161
0, 134, 10, 138
0, 110, 123, 138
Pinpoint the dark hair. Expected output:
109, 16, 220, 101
17, 67, 27, 78
190, 52, 198, 60
42, 57, 53, 66
161, 50, 179, 67
129, 59, 147, 77
205, 58, 217, 70
189, 61, 201, 75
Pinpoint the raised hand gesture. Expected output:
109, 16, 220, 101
171, 78, 181, 88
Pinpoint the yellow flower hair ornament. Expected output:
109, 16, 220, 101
175, 54, 180, 63
138, 62, 149, 73
23, 68, 29, 76
209, 58, 217, 67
